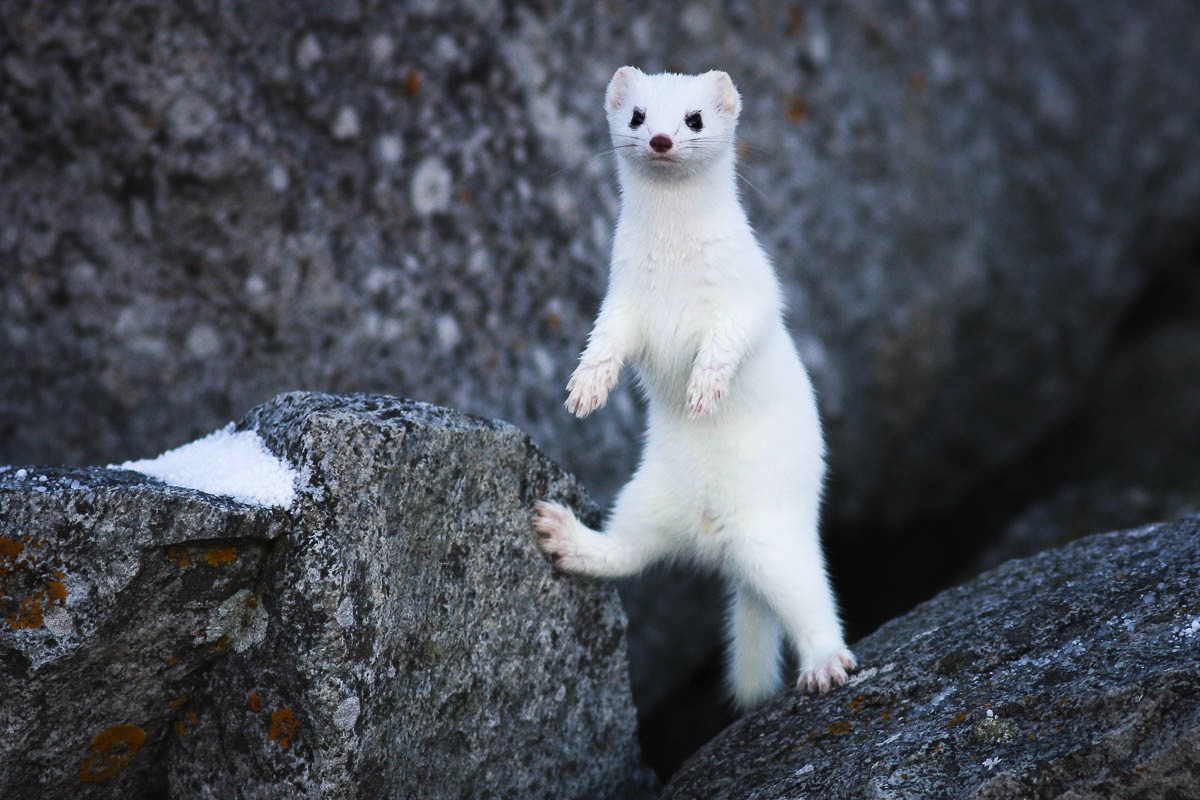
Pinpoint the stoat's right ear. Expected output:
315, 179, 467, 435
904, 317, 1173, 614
605, 66, 643, 112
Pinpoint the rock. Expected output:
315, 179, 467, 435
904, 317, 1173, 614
3, 1, 1199, 541
1, 393, 652, 798
0, 468, 285, 796
662, 516, 1200, 799
5, 0, 1200, 773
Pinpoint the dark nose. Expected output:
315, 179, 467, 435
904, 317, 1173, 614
649, 134, 673, 153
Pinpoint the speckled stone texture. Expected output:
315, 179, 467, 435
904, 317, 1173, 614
1, 393, 652, 798
0, 469, 286, 798
5, 0, 1200, 540
168, 392, 652, 799
662, 517, 1200, 799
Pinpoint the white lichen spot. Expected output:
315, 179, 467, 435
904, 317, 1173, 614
245, 274, 268, 297
681, 4, 713, 37
332, 106, 361, 141
435, 314, 462, 351
793, 763, 815, 778
268, 163, 290, 192
168, 92, 218, 142
335, 596, 356, 629
296, 33, 323, 69
369, 33, 395, 66
43, 605, 76, 639
410, 157, 453, 216
186, 323, 221, 359
376, 133, 403, 166
532, 345, 555, 381
334, 695, 361, 731
205, 589, 268, 653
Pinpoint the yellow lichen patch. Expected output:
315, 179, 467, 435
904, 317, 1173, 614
826, 720, 853, 736
946, 710, 971, 729
268, 708, 298, 749
203, 547, 238, 567
166, 546, 192, 567
79, 724, 147, 783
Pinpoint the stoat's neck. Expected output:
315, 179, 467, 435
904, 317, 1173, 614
616, 151, 744, 235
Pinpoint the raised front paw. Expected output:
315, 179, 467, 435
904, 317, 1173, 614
796, 649, 857, 695
686, 363, 731, 418
565, 359, 620, 419
532, 500, 587, 572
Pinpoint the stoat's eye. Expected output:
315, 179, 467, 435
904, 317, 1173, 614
685, 111, 703, 132
629, 108, 645, 129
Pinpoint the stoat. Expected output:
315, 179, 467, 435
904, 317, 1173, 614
533, 66, 855, 710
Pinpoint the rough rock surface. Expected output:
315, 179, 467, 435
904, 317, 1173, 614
663, 516, 1200, 799
5, 0, 1200, 770
1, 392, 651, 798
0, 469, 285, 797
4, 1, 1200, 538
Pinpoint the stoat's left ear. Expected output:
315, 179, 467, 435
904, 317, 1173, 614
703, 70, 742, 119
606, 66, 644, 112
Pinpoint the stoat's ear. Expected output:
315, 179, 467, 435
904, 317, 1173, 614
703, 70, 742, 119
606, 66, 643, 112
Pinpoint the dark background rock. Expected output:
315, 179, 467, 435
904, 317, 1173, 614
4, 0, 1200, 781
663, 516, 1200, 799
1, 393, 652, 798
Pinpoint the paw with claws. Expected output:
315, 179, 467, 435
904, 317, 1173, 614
565, 358, 621, 418
532, 501, 587, 572
796, 649, 857, 695
686, 362, 732, 418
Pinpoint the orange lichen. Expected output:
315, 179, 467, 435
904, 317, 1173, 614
268, 708, 298, 749
248, 692, 263, 712
170, 695, 189, 710
405, 69, 422, 96
946, 710, 971, 729
826, 720, 853, 736
79, 724, 147, 783
166, 546, 192, 567
203, 547, 238, 567
173, 720, 187, 738
786, 93, 808, 123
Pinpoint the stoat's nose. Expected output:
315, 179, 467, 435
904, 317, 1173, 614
649, 134, 673, 153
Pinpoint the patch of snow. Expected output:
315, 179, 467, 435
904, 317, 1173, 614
112, 423, 298, 508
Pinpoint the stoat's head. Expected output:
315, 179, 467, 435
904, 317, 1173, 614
605, 66, 742, 181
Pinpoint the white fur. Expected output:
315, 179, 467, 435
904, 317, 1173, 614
534, 67, 855, 711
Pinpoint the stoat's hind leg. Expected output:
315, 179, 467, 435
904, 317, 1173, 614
728, 508, 856, 699
726, 584, 785, 711
796, 649, 857, 695
533, 463, 679, 579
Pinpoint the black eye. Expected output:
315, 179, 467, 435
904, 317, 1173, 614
630, 108, 645, 129
685, 111, 703, 132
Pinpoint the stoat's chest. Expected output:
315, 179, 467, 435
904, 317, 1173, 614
614, 225, 746, 398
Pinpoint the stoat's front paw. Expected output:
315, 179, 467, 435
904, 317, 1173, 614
565, 359, 620, 419
796, 649, 857, 695
686, 364, 730, 418
532, 500, 587, 572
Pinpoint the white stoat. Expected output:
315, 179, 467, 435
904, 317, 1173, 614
532, 66, 855, 710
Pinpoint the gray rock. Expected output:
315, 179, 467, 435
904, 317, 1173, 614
662, 516, 1200, 799
1, 393, 652, 798
4, 0, 1199, 540
5, 0, 1200, 761
0, 468, 285, 797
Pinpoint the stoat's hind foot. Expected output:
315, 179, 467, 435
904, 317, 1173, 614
532, 500, 588, 573
796, 649, 857, 695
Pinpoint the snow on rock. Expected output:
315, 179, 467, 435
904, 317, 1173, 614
112, 424, 298, 507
